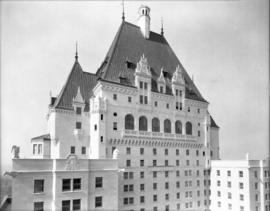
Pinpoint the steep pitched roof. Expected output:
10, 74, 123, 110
210, 116, 219, 128
52, 60, 98, 111
97, 21, 207, 102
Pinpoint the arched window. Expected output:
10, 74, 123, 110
152, 118, 160, 132
186, 121, 192, 135
164, 119, 171, 133
139, 116, 148, 131
175, 121, 182, 134
125, 114, 134, 130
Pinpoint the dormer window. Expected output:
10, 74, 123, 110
144, 82, 148, 90
160, 86, 163, 93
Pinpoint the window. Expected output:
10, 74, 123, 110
124, 185, 128, 192
100, 136, 103, 142
62, 200, 70, 211
198, 130, 200, 137
128, 96, 132, 102
76, 107, 81, 115
34, 179, 44, 193
165, 171, 169, 178
164, 119, 171, 133
239, 171, 243, 177
239, 182, 244, 189
176, 89, 178, 96
140, 196, 145, 203
255, 182, 258, 189
37, 144, 42, 154
152, 118, 160, 132
227, 170, 231, 176
160, 86, 163, 93
100, 114, 103, 120
34, 202, 44, 211
176, 102, 179, 110
153, 160, 157, 166
196, 170, 200, 176
126, 147, 131, 155
112, 122, 117, 130
33, 144, 37, 154
153, 148, 157, 155
217, 170, 220, 176
188, 107, 190, 112
180, 102, 182, 110
73, 199, 81, 211
227, 181, 231, 188
180, 90, 182, 96
144, 96, 148, 104
176, 160, 180, 166
217, 180, 221, 186
153, 183, 157, 190
203, 151, 205, 156
165, 205, 169, 211
140, 95, 144, 104
140, 81, 143, 89
95, 196, 102, 207
95, 177, 102, 188
176, 149, 179, 155
218, 201, 221, 207
165, 148, 168, 155
228, 192, 232, 199
62, 179, 71, 191
73, 178, 81, 190
176, 181, 180, 188
240, 206, 244, 211
166, 103, 169, 109
217, 191, 221, 197
94, 124, 97, 130
176, 170, 180, 177
255, 194, 259, 201
153, 194, 157, 201
113, 94, 117, 100
140, 184, 144, 191
144, 82, 148, 90
153, 207, 158, 211
125, 114, 134, 130
186, 149, 189, 156
140, 160, 144, 167
154, 101, 158, 107
197, 108, 200, 114
81, 147, 86, 155
186, 122, 192, 135
76, 122, 81, 129
165, 193, 169, 200
197, 180, 200, 187
240, 194, 244, 201
139, 116, 148, 131
175, 121, 182, 134
140, 148, 144, 155
165, 160, 169, 166
196, 160, 199, 166
254, 171, 258, 178
123, 172, 128, 179
196, 150, 199, 156
126, 160, 131, 167
129, 172, 134, 179
186, 160, 190, 166
140, 172, 144, 178
153, 171, 157, 178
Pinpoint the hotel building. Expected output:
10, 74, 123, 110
8, 5, 220, 211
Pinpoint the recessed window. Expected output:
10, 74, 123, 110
140, 171, 144, 179
100, 114, 103, 120
76, 107, 81, 115
70, 146, 75, 154
176, 149, 179, 155
176, 160, 179, 166
113, 122, 117, 130
165, 148, 168, 155
94, 124, 97, 130
165, 171, 169, 178
153, 183, 157, 190
165, 160, 169, 166
239, 171, 244, 177
140, 81, 143, 89
153, 148, 157, 155
140, 148, 144, 155
76, 122, 81, 129
100, 136, 103, 142
128, 96, 132, 102
140, 184, 144, 191
113, 94, 117, 100
166, 103, 169, 109
154, 101, 158, 107
140, 95, 144, 104
95, 196, 102, 207
153, 171, 157, 178
62, 200, 70, 211
198, 130, 200, 137
140, 160, 144, 167
95, 177, 103, 188
176, 170, 180, 177
73, 178, 81, 190
165, 182, 169, 189
126, 160, 131, 167
153, 160, 157, 166
34, 202, 44, 211
153, 194, 157, 201
217, 180, 221, 186
140, 195, 145, 203
180, 102, 182, 110
34, 179, 44, 193
81, 147, 86, 155
126, 147, 131, 155
188, 107, 190, 112
73, 199, 81, 211
176, 181, 180, 188
186, 149, 189, 156
144, 96, 148, 104
62, 179, 71, 191
144, 82, 148, 90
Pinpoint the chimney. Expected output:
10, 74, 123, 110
137, 5, 151, 39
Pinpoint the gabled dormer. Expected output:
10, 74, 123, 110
157, 68, 166, 93
134, 54, 152, 105
72, 87, 85, 114
172, 65, 185, 110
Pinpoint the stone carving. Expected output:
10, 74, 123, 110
135, 54, 151, 77
157, 68, 166, 84
113, 149, 119, 159
11, 145, 20, 159
172, 65, 185, 85
66, 154, 78, 170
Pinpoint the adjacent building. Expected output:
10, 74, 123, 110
210, 157, 270, 211
8, 5, 220, 211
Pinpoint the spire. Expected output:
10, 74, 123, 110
161, 17, 164, 36
75, 42, 78, 61
121, 0, 125, 21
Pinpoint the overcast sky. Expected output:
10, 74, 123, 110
1, 0, 269, 172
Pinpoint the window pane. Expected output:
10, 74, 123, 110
62, 179, 71, 191
73, 178, 81, 190
34, 202, 44, 211
73, 199, 81, 211
62, 200, 70, 211
34, 180, 44, 193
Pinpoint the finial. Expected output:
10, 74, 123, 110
121, 0, 125, 21
75, 42, 78, 61
161, 17, 164, 36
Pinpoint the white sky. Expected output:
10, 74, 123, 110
1, 0, 269, 172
